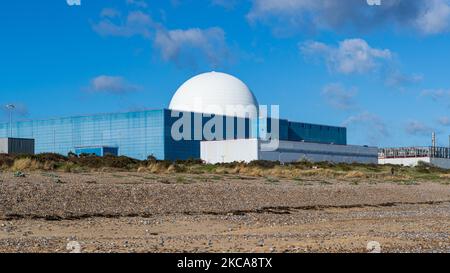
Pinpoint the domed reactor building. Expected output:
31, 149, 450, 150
0, 72, 378, 163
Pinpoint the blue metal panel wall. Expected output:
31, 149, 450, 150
259, 118, 289, 141
259, 118, 345, 144
287, 121, 347, 145
0, 110, 165, 160
163, 110, 256, 161
163, 110, 201, 161
75, 147, 103, 156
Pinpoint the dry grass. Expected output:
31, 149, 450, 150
344, 171, 368, 179
137, 166, 147, 173
297, 169, 340, 178
2, 153, 449, 184
439, 174, 450, 179
133, 162, 448, 184
148, 163, 169, 174
12, 158, 40, 171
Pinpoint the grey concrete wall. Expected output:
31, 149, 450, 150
430, 158, 450, 169
260, 140, 378, 164
379, 157, 450, 170
8, 138, 35, 155
201, 139, 259, 164
378, 157, 431, 167
0, 138, 8, 154
0, 138, 35, 155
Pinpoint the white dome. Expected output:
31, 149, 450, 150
169, 72, 259, 118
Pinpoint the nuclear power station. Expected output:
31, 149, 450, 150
1, 71, 449, 168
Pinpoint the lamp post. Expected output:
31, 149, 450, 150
5, 104, 15, 138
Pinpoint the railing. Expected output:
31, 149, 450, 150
378, 146, 450, 159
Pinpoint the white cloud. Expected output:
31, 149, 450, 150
405, 120, 434, 136
247, 0, 450, 35
415, 0, 450, 34
93, 11, 154, 38
300, 39, 392, 74
92, 9, 231, 69
154, 27, 230, 68
385, 71, 423, 88
421, 89, 450, 101
88, 76, 139, 95
322, 83, 358, 110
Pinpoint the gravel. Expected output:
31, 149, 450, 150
0, 171, 449, 253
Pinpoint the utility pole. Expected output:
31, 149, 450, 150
5, 104, 15, 138
432, 132, 436, 148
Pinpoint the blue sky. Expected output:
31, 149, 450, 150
1, 0, 450, 147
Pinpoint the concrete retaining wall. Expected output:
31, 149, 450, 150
201, 139, 378, 164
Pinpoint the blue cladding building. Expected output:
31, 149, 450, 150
0, 110, 166, 160
0, 109, 346, 160
0, 72, 349, 161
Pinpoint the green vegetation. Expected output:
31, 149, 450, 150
175, 175, 191, 184
1, 154, 449, 183
1, 153, 140, 172
210, 175, 224, 180
401, 180, 420, 186
266, 177, 280, 183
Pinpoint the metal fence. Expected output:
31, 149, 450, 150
378, 146, 450, 159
